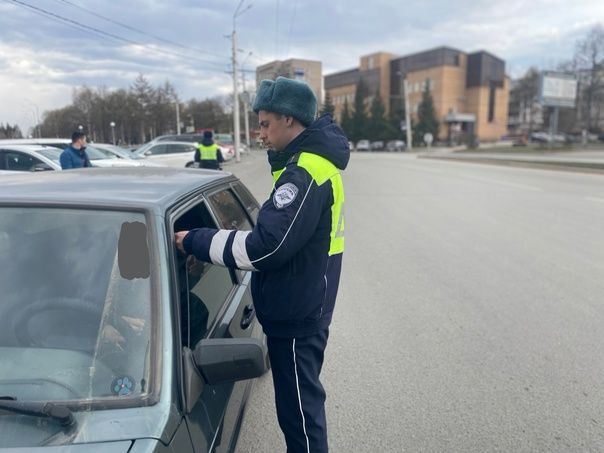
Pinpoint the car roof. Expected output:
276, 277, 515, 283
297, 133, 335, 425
150, 141, 198, 145
0, 144, 61, 153
0, 167, 234, 210
0, 138, 70, 145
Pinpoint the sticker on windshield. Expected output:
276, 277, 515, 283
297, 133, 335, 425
273, 183, 299, 209
111, 375, 135, 396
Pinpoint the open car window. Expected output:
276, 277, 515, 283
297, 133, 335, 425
174, 201, 236, 348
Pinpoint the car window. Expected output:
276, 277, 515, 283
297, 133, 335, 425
166, 144, 195, 154
208, 188, 253, 230
3, 151, 43, 171
149, 144, 167, 155
232, 182, 259, 223
174, 202, 236, 347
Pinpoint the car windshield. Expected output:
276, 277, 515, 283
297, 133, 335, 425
0, 207, 154, 405
85, 146, 117, 160
93, 144, 132, 159
214, 134, 233, 145
35, 148, 62, 164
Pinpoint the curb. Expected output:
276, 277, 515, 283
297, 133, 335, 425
419, 155, 604, 175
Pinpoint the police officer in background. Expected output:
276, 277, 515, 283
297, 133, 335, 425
175, 76, 350, 453
194, 130, 224, 170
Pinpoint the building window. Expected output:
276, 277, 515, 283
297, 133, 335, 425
368, 57, 374, 70
488, 82, 496, 123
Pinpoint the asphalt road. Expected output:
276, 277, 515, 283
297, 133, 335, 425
228, 151, 604, 452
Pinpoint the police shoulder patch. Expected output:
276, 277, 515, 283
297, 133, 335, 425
273, 182, 299, 209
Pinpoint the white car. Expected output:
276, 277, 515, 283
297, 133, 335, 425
0, 139, 147, 168
133, 141, 232, 167
89, 143, 159, 167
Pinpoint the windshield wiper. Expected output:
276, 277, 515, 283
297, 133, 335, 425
0, 396, 75, 427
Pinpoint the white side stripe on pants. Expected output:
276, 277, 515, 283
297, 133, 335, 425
293, 338, 311, 453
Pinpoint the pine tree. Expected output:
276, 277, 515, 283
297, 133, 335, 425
368, 94, 387, 141
351, 79, 368, 142
415, 83, 439, 145
320, 91, 335, 116
340, 99, 353, 138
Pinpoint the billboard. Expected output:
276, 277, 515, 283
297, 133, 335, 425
539, 71, 578, 108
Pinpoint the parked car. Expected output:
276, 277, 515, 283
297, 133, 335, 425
386, 140, 406, 152
0, 140, 148, 168
0, 167, 269, 451
90, 143, 153, 162
134, 141, 233, 166
356, 139, 370, 151
155, 133, 244, 158
370, 141, 385, 151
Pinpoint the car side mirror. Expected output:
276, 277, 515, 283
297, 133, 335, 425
33, 163, 53, 172
194, 338, 266, 385
144, 150, 152, 156
182, 338, 268, 413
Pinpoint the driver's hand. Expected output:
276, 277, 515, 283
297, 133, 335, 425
175, 231, 189, 254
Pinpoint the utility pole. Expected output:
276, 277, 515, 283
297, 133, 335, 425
241, 68, 251, 149
175, 101, 181, 135
231, 1, 252, 163
403, 79, 412, 151
231, 29, 241, 162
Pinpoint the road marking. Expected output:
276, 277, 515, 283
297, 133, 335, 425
585, 196, 604, 203
460, 174, 543, 191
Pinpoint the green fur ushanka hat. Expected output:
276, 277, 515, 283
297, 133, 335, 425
253, 76, 317, 127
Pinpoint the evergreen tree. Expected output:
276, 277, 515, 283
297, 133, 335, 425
414, 83, 439, 145
320, 91, 335, 116
368, 94, 387, 141
351, 79, 368, 142
340, 99, 353, 138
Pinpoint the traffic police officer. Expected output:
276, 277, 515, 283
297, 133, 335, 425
194, 130, 224, 170
175, 76, 350, 453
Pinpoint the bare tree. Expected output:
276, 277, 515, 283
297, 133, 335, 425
574, 25, 604, 131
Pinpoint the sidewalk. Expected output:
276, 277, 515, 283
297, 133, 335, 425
418, 147, 604, 174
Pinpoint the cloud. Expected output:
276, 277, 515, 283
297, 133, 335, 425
0, 0, 602, 133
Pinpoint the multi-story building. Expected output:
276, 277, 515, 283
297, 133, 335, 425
325, 47, 510, 143
255, 58, 323, 105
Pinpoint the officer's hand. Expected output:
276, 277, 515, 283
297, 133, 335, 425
175, 231, 189, 254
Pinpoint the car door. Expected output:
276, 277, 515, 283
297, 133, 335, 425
162, 144, 197, 168
171, 187, 258, 453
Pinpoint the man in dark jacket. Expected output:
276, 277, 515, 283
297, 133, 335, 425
194, 130, 224, 170
60, 131, 92, 169
175, 76, 349, 453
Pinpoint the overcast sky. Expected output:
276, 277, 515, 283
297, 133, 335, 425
1, 0, 603, 134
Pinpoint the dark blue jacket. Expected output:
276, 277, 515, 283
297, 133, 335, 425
59, 145, 92, 169
183, 114, 350, 337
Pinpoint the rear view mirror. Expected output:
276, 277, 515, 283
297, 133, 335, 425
193, 338, 267, 385
183, 338, 268, 413
144, 150, 152, 156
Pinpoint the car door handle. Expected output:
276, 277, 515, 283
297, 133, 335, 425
240, 304, 255, 329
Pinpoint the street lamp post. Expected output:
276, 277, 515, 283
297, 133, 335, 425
232, 0, 252, 163
110, 122, 116, 145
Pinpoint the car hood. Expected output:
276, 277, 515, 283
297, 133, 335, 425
0, 440, 133, 452
0, 402, 177, 450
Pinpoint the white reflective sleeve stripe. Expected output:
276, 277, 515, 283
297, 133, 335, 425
209, 230, 232, 265
232, 230, 256, 270
293, 339, 310, 453
251, 182, 313, 265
